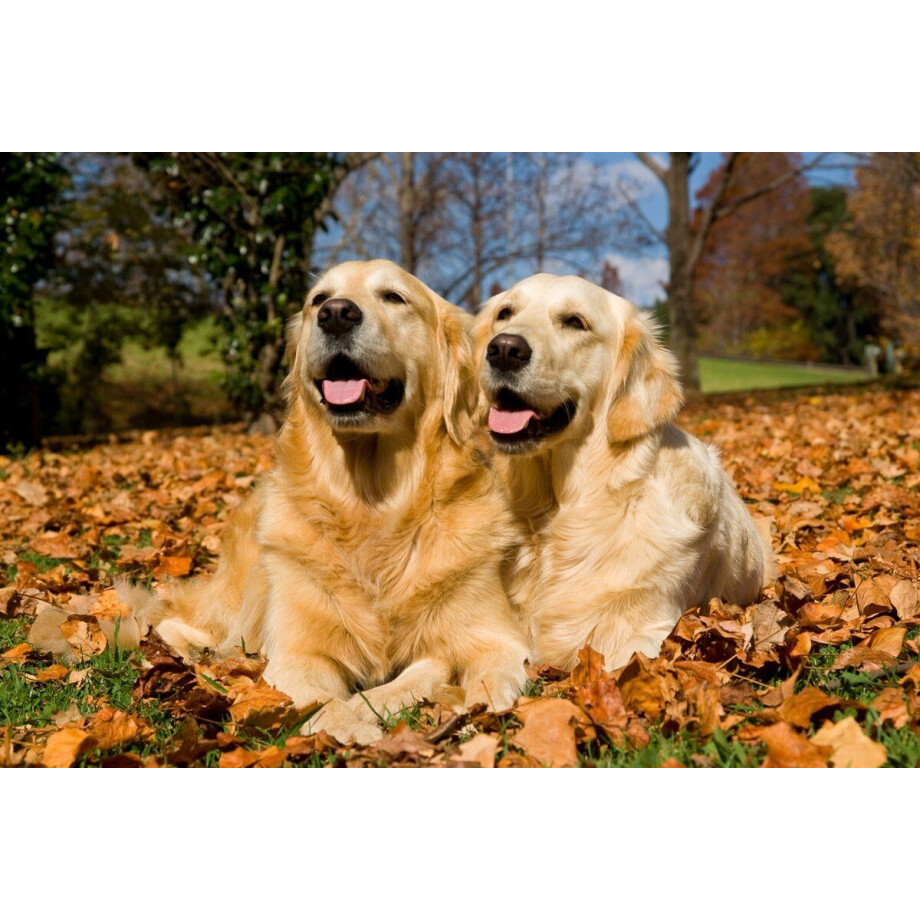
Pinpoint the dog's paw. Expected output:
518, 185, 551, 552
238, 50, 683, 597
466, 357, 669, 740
303, 699, 384, 745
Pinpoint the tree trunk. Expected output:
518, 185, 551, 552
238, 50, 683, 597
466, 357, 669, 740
666, 153, 701, 392
398, 152, 416, 272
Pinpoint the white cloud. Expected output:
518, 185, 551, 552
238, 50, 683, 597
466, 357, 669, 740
603, 253, 669, 306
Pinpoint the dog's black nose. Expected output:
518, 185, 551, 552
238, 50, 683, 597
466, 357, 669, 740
318, 299, 363, 336
486, 333, 532, 372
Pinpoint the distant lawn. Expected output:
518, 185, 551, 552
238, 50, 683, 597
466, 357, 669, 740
699, 357, 869, 393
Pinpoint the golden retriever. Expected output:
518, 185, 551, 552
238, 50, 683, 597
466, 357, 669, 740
472, 273, 770, 671
143, 260, 529, 736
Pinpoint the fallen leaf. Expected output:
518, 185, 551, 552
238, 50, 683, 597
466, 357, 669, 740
60, 615, 107, 658
890, 580, 919, 621
153, 555, 193, 579
811, 717, 887, 768
14, 480, 48, 506
28, 530, 88, 559
761, 722, 830, 768
778, 687, 841, 729
570, 646, 607, 687
855, 577, 895, 617
89, 707, 155, 750
512, 698, 583, 767
42, 725, 96, 768
1, 642, 33, 661
451, 733, 499, 768
228, 684, 295, 729
32, 664, 70, 682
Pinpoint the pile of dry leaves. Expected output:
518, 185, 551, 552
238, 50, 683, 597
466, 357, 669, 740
2, 383, 920, 767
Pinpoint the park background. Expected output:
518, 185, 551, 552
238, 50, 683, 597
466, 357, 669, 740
4, 151, 917, 451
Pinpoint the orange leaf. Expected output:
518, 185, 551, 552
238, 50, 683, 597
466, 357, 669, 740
811, 717, 886, 768
42, 725, 96, 768
154, 556, 193, 579
761, 723, 830, 768
33, 664, 70, 683
59, 615, 107, 658
512, 698, 583, 767
90, 707, 155, 751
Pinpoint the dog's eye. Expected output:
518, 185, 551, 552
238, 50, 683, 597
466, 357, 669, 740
496, 307, 513, 321
312, 292, 329, 307
382, 291, 407, 305
562, 314, 588, 331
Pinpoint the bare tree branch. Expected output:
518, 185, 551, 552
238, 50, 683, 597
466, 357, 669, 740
635, 152, 668, 185
686, 153, 740, 278
618, 181, 667, 246
714, 153, 829, 221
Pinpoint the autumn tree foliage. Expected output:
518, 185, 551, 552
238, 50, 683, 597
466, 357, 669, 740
827, 153, 920, 349
693, 153, 814, 358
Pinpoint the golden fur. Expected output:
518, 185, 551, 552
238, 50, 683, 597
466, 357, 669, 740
473, 273, 771, 671
146, 260, 529, 733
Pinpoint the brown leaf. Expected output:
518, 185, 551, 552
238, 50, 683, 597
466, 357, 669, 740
28, 530, 88, 560
751, 601, 793, 651
865, 626, 906, 658
32, 664, 70, 683
890, 580, 919, 621
574, 679, 629, 738
153, 555, 193, 579
617, 653, 670, 719
1, 642, 33, 661
87, 588, 132, 621
450, 733, 499, 768
798, 602, 844, 629
570, 646, 607, 687
811, 717, 887, 768
372, 722, 437, 759
60, 615, 107, 658
778, 687, 841, 729
219, 747, 263, 768
89, 707, 155, 751
512, 698, 583, 767
42, 725, 97, 768
871, 688, 910, 729
761, 722, 830, 768
830, 646, 897, 672
855, 577, 895, 617
228, 684, 295, 729
14, 480, 48, 506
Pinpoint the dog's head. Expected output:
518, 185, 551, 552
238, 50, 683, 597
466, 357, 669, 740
287, 260, 474, 445
472, 273, 682, 456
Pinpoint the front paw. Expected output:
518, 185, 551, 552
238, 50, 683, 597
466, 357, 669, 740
464, 673, 525, 712
303, 699, 383, 745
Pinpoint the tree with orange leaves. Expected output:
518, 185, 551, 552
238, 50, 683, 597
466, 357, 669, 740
827, 153, 920, 349
693, 153, 815, 358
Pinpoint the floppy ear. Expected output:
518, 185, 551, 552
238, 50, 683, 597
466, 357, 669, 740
437, 303, 477, 447
607, 308, 683, 443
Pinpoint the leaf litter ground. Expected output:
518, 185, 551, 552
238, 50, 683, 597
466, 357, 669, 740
2, 381, 920, 767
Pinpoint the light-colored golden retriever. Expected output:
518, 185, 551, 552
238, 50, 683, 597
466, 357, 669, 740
472, 273, 770, 671
142, 260, 529, 734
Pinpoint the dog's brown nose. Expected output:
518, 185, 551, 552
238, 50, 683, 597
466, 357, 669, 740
487, 333, 532, 372
318, 299, 363, 336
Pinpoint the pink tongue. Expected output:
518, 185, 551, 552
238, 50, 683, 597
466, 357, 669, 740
489, 406, 537, 435
323, 379, 369, 405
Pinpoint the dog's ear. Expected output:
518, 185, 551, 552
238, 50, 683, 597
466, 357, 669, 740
607, 307, 683, 443
438, 303, 477, 447
285, 311, 305, 366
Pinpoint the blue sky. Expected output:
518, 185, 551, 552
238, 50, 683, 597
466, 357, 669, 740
584, 152, 852, 305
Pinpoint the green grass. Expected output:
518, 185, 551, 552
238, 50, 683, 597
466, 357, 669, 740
700, 357, 869, 393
